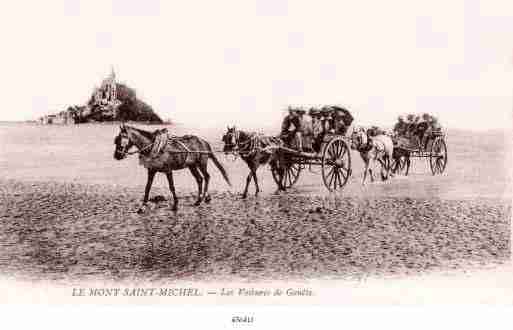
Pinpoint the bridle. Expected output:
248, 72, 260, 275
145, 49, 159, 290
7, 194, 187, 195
351, 129, 369, 152
116, 132, 154, 157
224, 128, 256, 159
230, 129, 240, 151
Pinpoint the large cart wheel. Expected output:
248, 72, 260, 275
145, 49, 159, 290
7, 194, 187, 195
391, 155, 410, 176
429, 137, 447, 175
321, 137, 351, 191
271, 161, 301, 189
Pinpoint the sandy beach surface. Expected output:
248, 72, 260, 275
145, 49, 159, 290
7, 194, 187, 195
0, 123, 511, 303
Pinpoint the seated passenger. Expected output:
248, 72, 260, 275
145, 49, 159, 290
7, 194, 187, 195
423, 115, 441, 149
332, 106, 354, 136
393, 116, 407, 136
405, 114, 418, 138
308, 108, 324, 153
280, 107, 304, 151
309, 108, 324, 136
416, 113, 431, 149
321, 106, 335, 134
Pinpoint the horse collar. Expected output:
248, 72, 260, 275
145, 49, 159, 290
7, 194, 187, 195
125, 131, 154, 156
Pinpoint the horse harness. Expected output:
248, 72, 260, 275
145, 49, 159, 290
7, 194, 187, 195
356, 131, 386, 157
120, 131, 212, 157
231, 130, 281, 158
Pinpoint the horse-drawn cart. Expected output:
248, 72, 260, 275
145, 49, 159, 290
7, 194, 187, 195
270, 134, 353, 192
391, 129, 448, 176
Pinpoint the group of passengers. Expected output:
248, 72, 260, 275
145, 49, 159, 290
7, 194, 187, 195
280, 106, 441, 152
280, 105, 354, 152
393, 113, 441, 149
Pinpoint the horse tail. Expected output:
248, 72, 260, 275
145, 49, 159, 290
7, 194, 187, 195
206, 144, 232, 187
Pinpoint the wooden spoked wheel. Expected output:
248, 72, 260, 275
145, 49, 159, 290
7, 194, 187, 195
429, 137, 448, 175
321, 137, 352, 191
271, 161, 301, 189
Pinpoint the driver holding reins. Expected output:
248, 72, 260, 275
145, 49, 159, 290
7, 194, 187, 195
280, 107, 305, 152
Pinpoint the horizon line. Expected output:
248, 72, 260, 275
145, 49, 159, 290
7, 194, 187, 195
0, 119, 511, 133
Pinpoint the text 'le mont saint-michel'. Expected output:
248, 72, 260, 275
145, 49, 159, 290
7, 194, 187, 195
72, 287, 313, 297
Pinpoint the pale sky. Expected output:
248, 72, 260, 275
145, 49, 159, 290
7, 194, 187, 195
0, 0, 512, 130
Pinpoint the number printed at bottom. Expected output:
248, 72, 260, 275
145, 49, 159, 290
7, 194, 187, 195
232, 316, 254, 324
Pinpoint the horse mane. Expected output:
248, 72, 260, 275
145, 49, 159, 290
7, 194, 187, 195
237, 129, 255, 140
125, 125, 155, 141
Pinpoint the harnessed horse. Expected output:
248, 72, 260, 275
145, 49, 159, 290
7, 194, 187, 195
114, 124, 231, 212
222, 126, 285, 198
350, 127, 394, 185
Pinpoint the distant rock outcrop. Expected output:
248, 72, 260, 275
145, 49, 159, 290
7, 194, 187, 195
111, 83, 163, 123
39, 69, 163, 124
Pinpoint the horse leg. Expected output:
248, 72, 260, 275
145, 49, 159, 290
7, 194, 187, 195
391, 155, 398, 175
251, 165, 260, 196
368, 157, 375, 183
370, 149, 380, 183
269, 159, 281, 194
242, 169, 252, 199
380, 155, 391, 180
385, 156, 390, 179
271, 154, 286, 192
278, 157, 287, 191
386, 156, 391, 179
198, 160, 211, 203
165, 171, 178, 211
387, 153, 393, 178
188, 166, 203, 206
138, 169, 156, 213
362, 159, 369, 186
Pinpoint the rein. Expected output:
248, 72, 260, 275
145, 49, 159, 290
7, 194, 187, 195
353, 132, 373, 153
222, 129, 270, 161
124, 142, 154, 156
121, 134, 213, 157
233, 130, 268, 157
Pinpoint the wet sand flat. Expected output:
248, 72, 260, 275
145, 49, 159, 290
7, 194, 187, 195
0, 179, 510, 283
0, 123, 511, 283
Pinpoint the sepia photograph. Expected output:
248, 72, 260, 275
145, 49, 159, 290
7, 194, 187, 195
0, 0, 512, 328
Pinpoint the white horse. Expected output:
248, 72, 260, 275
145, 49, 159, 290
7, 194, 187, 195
350, 127, 394, 185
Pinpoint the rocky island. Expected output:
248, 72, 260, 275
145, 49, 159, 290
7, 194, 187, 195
39, 68, 163, 124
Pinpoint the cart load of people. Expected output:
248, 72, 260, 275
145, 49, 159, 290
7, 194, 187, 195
280, 105, 354, 153
308, 105, 354, 136
392, 113, 442, 150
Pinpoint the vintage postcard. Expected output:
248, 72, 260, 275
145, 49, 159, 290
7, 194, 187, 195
0, 0, 512, 328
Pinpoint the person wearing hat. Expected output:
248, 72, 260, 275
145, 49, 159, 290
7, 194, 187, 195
308, 107, 321, 117
422, 114, 441, 149
405, 113, 416, 138
414, 113, 430, 147
297, 108, 312, 150
309, 108, 325, 152
309, 108, 323, 135
367, 125, 380, 137
318, 106, 334, 134
281, 107, 304, 151
430, 115, 441, 131
393, 116, 407, 137
331, 106, 354, 136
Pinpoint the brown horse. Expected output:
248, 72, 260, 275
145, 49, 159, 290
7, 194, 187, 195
222, 126, 284, 198
114, 124, 231, 212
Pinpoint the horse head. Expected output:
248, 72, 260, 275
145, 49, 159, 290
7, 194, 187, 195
113, 125, 135, 160
222, 125, 238, 153
350, 127, 367, 151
